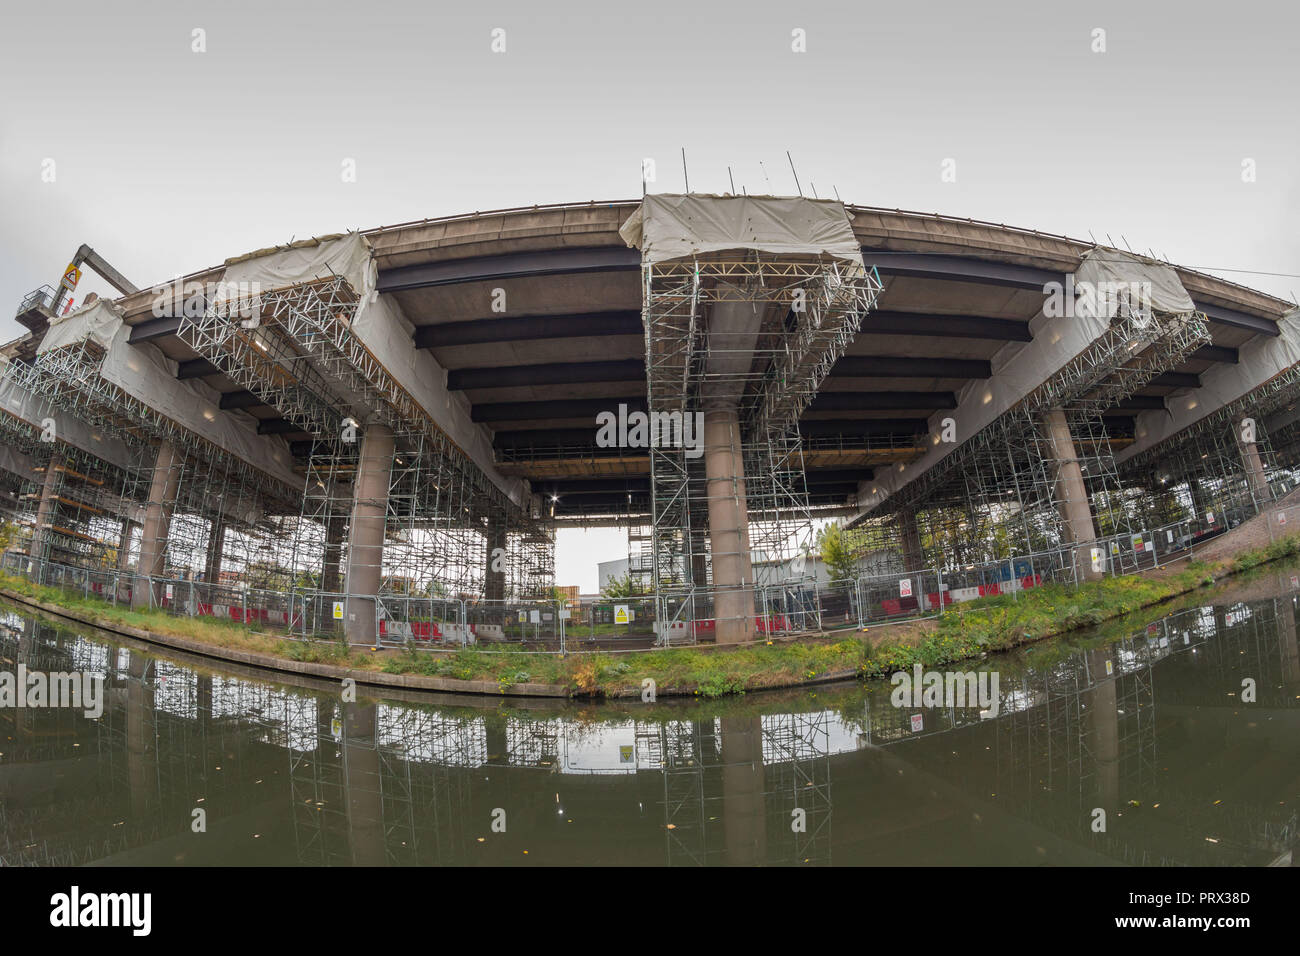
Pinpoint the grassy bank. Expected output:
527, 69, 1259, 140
4, 531, 1300, 698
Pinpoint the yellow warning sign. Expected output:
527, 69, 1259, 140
332, 601, 344, 620
614, 604, 630, 625
61, 264, 82, 291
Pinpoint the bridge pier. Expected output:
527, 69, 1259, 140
1040, 409, 1102, 581
698, 288, 763, 645
1235, 427, 1271, 507
28, 454, 65, 576
343, 425, 394, 645
133, 442, 181, 609
704, 404, 755, 644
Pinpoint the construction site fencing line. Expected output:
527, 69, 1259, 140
1, 485, 1292, 658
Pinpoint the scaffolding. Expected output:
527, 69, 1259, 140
173, 273, 554, 640
762, 711, 833, 865
4, 320, 303, 611
647, 719, 721, 866
1119, 360, 1300, 529
0, 412, 145, 580
640, 248, 883, 609
852, 296, 1211, 581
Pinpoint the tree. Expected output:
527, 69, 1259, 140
0, 520, 20, 556
601, 572, 648, 599
819, 522, 859, 585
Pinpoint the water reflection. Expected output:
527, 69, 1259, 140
1, 571, 1297, 866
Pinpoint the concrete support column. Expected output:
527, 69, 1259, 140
29, 455, 64, 568
704, 404, 755, 644
133, 442, 181, 609
343, 425, 394, 645
203, 517, 225, 585
1040, 409, 1101, 581
484, 519, 507, 603
899, 508, 924, 573
1235, 428, 1271, 507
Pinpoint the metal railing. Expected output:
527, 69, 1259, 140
16, 284, 63, 318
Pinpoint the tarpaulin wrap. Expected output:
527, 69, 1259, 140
619, 194, 864, 267
37, 300, 123, 354
1074, 247, 1195, 316
220, 232, 373, 302
1118, 307, 1300, 464
217, 232, 529, 508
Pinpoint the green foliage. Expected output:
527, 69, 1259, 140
600, 572, 649, 599
818, 522, 859, 585
695, 673, 747, 699
0, 521, 20, 555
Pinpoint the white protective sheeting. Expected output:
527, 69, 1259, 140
1118, 307, 1300, 464
853, 303, 1112, 515
619, 194, 863, 266
37, 300, 123, 354
218, 232, 529, 508
0, 356, 136, 473
1074, 247, 1195, 316
220, 233, 372, 300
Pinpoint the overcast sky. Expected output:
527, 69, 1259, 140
2, 0, 1296, 589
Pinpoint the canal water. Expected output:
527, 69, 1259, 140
1, 568, 1297, 867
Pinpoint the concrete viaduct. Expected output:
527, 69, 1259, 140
1, 196, 1296, 643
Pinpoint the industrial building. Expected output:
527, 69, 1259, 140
1, 194, 1297, 645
